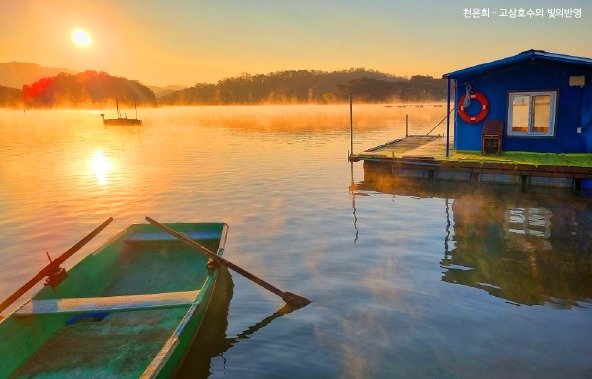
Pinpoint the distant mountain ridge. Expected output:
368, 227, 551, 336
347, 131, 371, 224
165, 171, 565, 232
0, 62, 76, 89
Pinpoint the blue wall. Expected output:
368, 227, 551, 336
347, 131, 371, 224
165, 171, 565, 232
453, 60, 592, 153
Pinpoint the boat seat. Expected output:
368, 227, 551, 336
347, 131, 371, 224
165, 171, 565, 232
124, 230, 219, 244
14, 290, 199, 316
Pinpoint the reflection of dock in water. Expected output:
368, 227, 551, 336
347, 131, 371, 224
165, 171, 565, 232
353, 171, 592, 308
177, 268, 297, 377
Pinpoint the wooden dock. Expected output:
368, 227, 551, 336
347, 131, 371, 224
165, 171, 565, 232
350, 136, 592, 190
363, 135, 446, 159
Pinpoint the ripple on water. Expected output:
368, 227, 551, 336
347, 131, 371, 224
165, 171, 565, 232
1, 106, 591, 377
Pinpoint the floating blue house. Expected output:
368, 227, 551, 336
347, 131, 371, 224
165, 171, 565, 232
443, 50, 592, 154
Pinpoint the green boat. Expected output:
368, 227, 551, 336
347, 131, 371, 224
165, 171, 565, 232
0, 222, 228, 378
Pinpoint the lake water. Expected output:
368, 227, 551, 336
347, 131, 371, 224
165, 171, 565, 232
0, 105, 591, 378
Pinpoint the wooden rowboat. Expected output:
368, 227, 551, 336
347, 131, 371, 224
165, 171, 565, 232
0, 222, 228, 378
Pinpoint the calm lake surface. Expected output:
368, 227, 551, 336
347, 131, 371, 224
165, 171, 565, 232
1, 105, 591, 378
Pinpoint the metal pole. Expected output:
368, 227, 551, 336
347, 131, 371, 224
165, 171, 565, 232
350, 93, 353, 155
406, 114, 409, 137
446, 78, 451, 158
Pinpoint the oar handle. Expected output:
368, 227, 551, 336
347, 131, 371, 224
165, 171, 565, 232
0, 217, 113, 315
219, 255, 287, 299
145, 217, 310, 307
145, 217, 285, 298
47, 217, 114, 270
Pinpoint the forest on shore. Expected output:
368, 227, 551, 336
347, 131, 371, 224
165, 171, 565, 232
0, 68, 447, 108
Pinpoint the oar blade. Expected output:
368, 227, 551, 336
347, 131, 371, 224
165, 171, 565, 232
282, 292, 311, 308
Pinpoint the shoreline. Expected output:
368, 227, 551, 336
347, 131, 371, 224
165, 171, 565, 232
1, 101, 449, 111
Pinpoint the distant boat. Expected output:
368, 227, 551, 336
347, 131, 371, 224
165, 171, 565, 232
100, 95, 142, 125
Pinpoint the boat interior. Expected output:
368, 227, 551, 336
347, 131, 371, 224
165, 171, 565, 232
0, 223, 224, 378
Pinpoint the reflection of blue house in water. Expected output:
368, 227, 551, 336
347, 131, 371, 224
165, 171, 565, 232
354, 172, 592, 308
443, 50, 592, 153
442, 193, 592, 308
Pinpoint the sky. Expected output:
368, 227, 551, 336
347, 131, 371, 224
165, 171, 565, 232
0, 0, 591, 86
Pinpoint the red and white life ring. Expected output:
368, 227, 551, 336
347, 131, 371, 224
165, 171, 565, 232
458, 92, 489, 124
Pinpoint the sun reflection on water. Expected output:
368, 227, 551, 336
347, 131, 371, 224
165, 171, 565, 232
90, 150, 111, 185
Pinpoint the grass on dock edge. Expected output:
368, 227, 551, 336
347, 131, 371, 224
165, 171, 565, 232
448, 151, 592, 167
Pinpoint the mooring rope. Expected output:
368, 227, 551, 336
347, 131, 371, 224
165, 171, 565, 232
426, 107, 455, 136
463, 84, 472, 108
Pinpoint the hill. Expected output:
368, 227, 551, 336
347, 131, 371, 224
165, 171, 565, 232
160, 69, 446, 105
0, 62, 76, 89
0, 85, 21, 107
22, 71, 156, 108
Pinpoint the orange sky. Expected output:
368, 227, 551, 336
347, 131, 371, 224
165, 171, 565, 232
1, 0, 591, 86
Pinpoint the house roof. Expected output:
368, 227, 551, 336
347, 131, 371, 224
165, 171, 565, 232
443, 50, 592, 79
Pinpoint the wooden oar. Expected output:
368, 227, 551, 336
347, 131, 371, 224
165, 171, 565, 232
0, 217, 114, 315
145, 217, 311, 308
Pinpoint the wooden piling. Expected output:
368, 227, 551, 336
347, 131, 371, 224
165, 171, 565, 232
406, 114, 409, 137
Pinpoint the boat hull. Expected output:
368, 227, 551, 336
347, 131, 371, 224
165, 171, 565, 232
151, 271, 220, 378
0, 222, 228, 378
102, 118, 142, 126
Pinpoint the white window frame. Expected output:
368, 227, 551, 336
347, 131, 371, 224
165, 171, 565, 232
507, 91, 557, 137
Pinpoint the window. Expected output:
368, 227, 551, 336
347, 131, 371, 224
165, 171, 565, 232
507, 91, 557, 136
505, 207, 551, 238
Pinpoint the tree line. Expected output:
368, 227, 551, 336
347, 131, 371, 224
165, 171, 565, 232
0, 85, 21, 107
0, 68, 447, 108
161, 69, 446, 105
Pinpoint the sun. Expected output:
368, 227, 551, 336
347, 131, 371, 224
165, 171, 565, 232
71, 28, 92, 48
